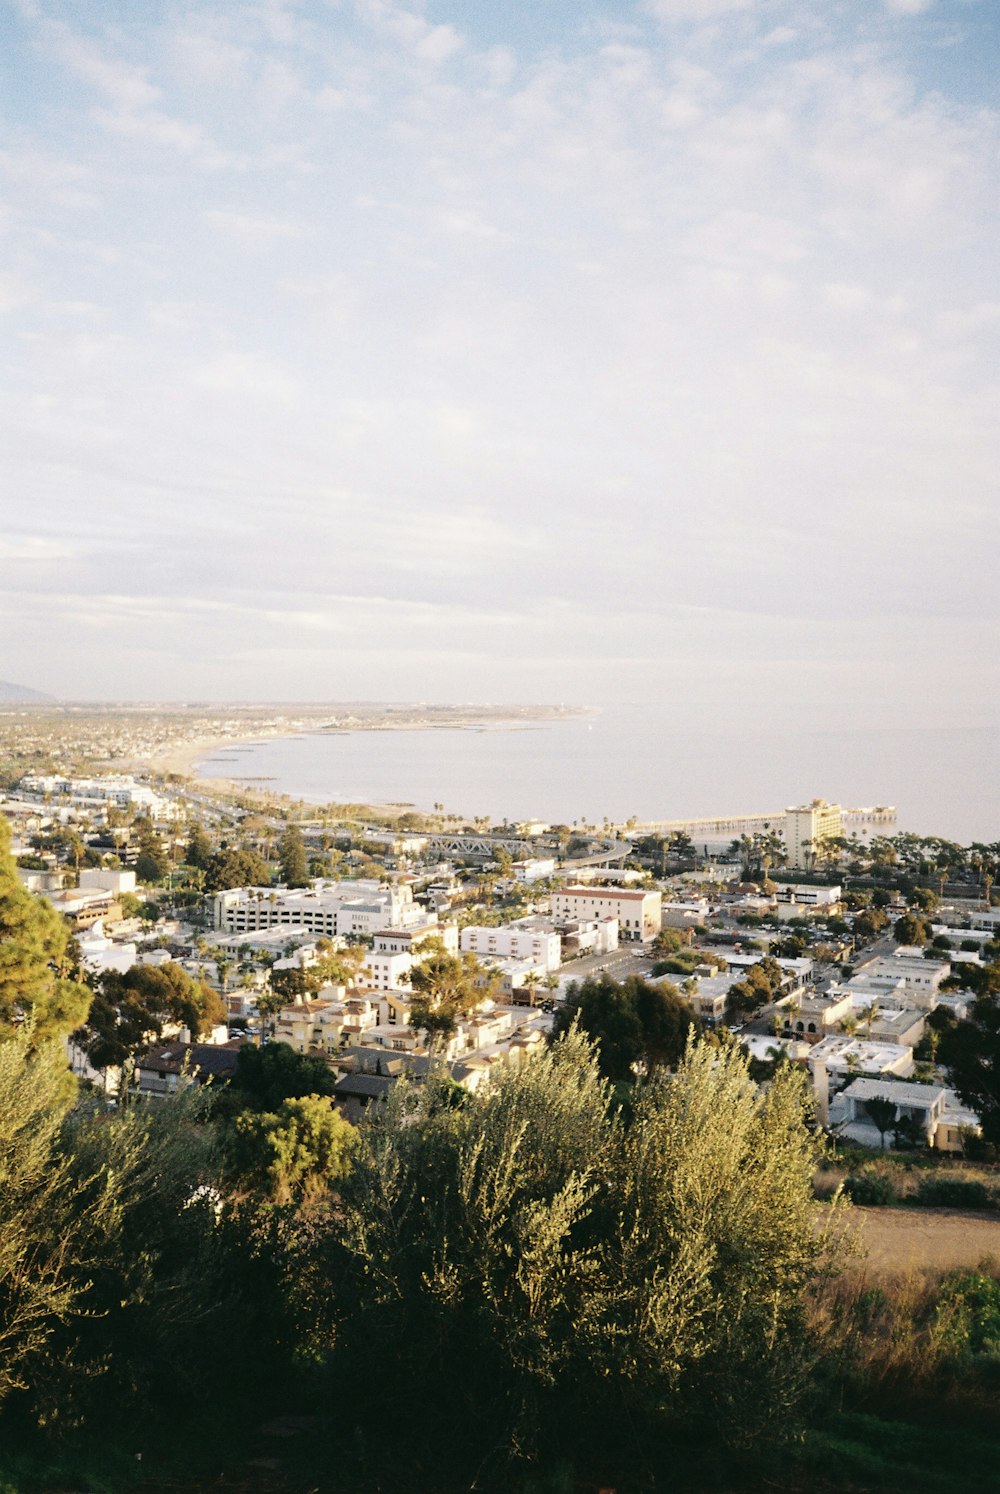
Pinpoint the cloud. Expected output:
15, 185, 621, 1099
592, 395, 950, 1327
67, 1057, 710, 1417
358, 0, 464, 62
646, 0, 756, 21
883, 0, 934, 14
0, 0, 997, 715
204, 209, 315, 246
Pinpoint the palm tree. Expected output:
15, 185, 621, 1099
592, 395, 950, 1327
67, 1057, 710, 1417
859, 1001, 879, 1039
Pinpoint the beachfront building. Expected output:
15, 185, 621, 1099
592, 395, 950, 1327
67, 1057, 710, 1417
551, 886, 662, 943
18, 774, 179, 820
460, 924, 562, 972
783, 800, 842, 870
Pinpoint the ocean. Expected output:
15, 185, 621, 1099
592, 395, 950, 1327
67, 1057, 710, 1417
194, 707, 1000, 845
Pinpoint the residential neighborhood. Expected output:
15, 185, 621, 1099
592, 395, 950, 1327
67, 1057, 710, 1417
5, 766, 998, 1172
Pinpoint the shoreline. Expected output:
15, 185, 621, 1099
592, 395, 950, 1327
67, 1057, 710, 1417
138, 706, 598, 813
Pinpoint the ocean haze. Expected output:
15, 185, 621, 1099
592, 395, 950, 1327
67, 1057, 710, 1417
195, 706, 1000, 845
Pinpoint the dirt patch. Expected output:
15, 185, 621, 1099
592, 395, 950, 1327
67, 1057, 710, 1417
849, 1205, 1000, 1274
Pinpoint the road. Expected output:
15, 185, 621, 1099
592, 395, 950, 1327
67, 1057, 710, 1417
559, 946, 655, 984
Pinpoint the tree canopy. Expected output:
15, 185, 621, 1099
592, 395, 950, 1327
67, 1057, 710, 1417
0, 814, 91, 1043
278, 824, 309, 888
203, 845, 271, 893
78, 962, 227, 1071
333, 1030, 837, 1462
551, 973, 697, 1080
408, 948, 497, 1044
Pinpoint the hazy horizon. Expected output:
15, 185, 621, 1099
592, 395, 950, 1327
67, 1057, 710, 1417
3, 1, 998, 729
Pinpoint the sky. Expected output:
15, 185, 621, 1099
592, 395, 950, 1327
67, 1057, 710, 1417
1, 0, 998, 723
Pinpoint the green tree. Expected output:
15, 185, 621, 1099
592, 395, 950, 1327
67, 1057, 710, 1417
0, 1028, 83, 1406
409, 948, 497, 1046
204, 845, 271, 893
228, 1041, 337, 1113
233, 1094, 356, 1204
77, 962, 227, 1072
941, 992, 1000, 1146
133, 818, 171, 884
865, 1095, 897, 1150
332, 1030, 838, 1472
0, 814, 91, 1043
552, 973, 697, 1080
185, 822, 213, 870
894, 912, 931, 945
278, 824, 310, 888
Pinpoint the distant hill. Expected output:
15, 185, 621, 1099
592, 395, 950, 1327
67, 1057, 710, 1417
0, 680, 57, 703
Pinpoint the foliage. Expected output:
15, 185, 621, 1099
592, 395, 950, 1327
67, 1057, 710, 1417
940, 993, 1000, 1146
651, 925, 692, 955
203, 845, 270, 893
133, 818, 170, 884
913, 1176, 993, 1210
894, 912, 931, 946
233, 1094, 356, 1204
278, 824, 310, 888
0, 815, 91, 1043
331, 1031, 835, 1474
551, 973, 697, 1080
933, 1270, 1000, 1357
843, 1167, 899, 1206
728, 956, 784, 1016
226, 1041, 337, 1113
77, 961, 227, 1071
408, 947, 498, 1044
866, 1096, 899, 1151
0, 1030, 83, 1406
185, 822, 213, 870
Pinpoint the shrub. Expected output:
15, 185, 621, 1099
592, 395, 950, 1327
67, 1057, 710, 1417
844, 1168, 898, 1206
914, 1176, 993, 1211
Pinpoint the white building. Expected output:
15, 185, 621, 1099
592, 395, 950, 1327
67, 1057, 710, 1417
373, 924, 459, 955
850, 953, 950, 1009
829, 1078, 975, 1151
807, 1034, 915, 1084
774, 883, 841, 920
460, 924, 562, 972
79, 867, 137, 896
784, 801, 843, 870
19, 774, 179, 820
213, 879, 429, 938
551, 886, 661, 943
361, 949, 414, 991
76, 920, 137, 976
